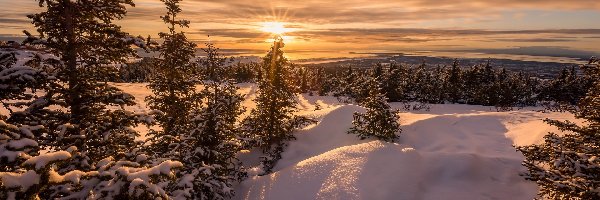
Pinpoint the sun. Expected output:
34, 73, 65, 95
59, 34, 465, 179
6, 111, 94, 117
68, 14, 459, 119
260, 21, 290, 35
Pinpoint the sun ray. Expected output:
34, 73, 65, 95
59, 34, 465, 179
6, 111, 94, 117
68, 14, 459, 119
260, 21, 289, 35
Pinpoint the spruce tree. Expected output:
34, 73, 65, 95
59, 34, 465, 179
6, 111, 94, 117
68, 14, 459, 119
145, 1, 246, 198
242, 38, 313, 174
173, 43, 247, 199
11, 0, 155, 173
146, 0, 198, 138
334, 66, 359, 103
517, 57, 600, 199
446, 60, 463, 103
0, 49, 48, 173
384, 62, 406, 102
0, 1, 186, 199
312, 67, 329, 96
348, 78, 401, 142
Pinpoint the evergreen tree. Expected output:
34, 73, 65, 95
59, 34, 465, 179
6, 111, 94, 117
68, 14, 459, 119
517, 57, 600, 199
13, 0, 153, 173
310, 67, 329, 96
384, 62, 406, 102
446, 60, 463, 103
146, 0, 198, 138
539, 66, 592, 111
334, 66, 358, 103
199, 41, 227, 82
0, 50, 47, 173
348, 79, 401, 142
145, 1, 247, 198
173, 43, 247, 199
1, 15, 180, 199
241, 38, 313, 174
118, 57, 157, 82
299, 67, 310, 93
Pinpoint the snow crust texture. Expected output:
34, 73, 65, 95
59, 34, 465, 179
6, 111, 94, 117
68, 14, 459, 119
234, 99, 574, 200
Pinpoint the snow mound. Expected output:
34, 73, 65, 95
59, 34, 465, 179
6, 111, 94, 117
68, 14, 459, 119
233, 105, 574, 200
274, 105, 366, 171
237, 140, 535, 200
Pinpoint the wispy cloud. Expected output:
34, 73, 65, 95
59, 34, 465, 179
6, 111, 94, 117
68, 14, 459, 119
1, 0, 600, 57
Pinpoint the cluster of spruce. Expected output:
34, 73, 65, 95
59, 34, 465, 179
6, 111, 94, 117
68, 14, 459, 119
275, 60, 591, 111
115, 41, 593, 112
517, 57, 600, 199
0, 0, 182, 199
0, 0, 309, 199
114, 53, 259, 83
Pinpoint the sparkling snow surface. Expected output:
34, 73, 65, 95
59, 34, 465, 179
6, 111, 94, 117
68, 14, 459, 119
4, 83, 574, 200
228, 84, 573, 200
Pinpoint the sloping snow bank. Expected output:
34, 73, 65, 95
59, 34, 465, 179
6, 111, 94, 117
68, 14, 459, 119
237, 140, 536, 200
235, 103, 577, 200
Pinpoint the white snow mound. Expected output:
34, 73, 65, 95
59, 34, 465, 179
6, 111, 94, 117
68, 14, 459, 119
235, 101, 576, 200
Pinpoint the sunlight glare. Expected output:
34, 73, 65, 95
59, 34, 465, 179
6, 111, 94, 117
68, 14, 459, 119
260, 21, 291, 35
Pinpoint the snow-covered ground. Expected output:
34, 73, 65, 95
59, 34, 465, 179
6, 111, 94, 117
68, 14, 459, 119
233, 101, 575, 200
7, 83, 575, 199
111, 83, 577, 200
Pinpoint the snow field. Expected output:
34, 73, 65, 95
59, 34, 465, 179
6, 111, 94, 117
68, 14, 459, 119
3, 83, 574, 199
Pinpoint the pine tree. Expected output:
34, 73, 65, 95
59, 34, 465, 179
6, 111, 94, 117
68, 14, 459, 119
146, 0, 198, 138
13, 0, 154, 172
0, 1, 183, 199
312, 67, 329, 96
334, 66, 358, 103
199, 41, 227, 82
145, 1, 247, 198
446, 60, 463, 103
539, 66, 593, 111
241, 38, 314, 174
0, 49, 47, 173
517, 57, 600, 199
348, 79, 401, 142
384, 62, 406, 102
299, 67, 310, 93
173, 43, 247, 199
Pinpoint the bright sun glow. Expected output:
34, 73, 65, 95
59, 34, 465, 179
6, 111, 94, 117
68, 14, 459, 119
260, 21, 290, 35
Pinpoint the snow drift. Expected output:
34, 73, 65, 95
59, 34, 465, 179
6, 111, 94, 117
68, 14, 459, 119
235, 101, 575, 200
99, 84, 578, 199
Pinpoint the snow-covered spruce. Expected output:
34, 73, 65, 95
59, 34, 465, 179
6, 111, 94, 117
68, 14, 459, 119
241, 39, 314, 174
1, 151, 182, 200
0, 0, 182, 199
145, 1, 246, 199
517, 57, 600, 199
0, 120, 41, 172
348, 78, 401, 142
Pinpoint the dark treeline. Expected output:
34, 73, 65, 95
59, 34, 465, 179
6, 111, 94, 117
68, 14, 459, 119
321, 61, 594, 110
118, 57, 594, 110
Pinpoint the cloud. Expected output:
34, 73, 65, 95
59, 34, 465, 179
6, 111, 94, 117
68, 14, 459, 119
493, 38, 577, 42
3, 0, 600, 55
155, 0, 600, 24
466, 46, 598, 59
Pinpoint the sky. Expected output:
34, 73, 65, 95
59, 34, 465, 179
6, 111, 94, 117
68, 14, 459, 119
2, 0, 600, 60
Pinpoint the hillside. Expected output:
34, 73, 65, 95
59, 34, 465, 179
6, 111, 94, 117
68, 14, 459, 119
110, 83, 577, 200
